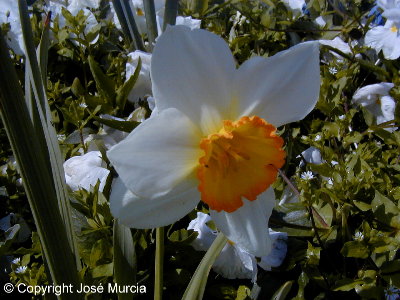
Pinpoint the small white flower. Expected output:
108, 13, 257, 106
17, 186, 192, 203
354, 231, 364, 241
314, 134, 322, 141
15, 266, 27, 274
338, 115, 345, 120
352, 82, 396, 131
11, 258, 20, 265
188, 212, 288, 280
328, 67, 338, 74
301, 171, 314, 180
331, 161, 339, 166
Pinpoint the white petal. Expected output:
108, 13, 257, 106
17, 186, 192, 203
377, 96, 397, 132
319, 37, 352, 54
210, 188, 276, 257
352, 82, 394, 106
299, 146, 324, 167
234, 41, 320, 127
258, 230, 288, 270
151, 26, 236, 134
187, 212, 217, 251
110, 177, 199, 228
126, 51, 152, 103
107, 108, 202, 199
63, 151, 109, 191
213, 244, 255, 279
175, 16, 202, 30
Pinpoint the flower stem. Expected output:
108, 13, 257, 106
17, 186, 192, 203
154, 227, 164, 300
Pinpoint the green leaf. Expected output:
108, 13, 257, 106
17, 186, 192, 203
371, 190, 400, 228
88, 55, 116, 101
341, 241, 369, 258
92, 263, 113, 278
168, 229, 198, 244
94, 116, 140, 133
113, 220, 136, 299
271, 281, 293, 300
182, 233, 227, 300
115, 57, 141, 111
333, 278, 364, 291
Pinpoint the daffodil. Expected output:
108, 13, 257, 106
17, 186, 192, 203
108, 26, 320, 256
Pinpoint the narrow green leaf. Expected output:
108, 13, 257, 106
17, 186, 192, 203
182, 233, 227, 300
271, 281, 293, 300
116, 57, 142, 111
0, 30, 80, 294
88, 55, 116, 101
143, 0, 158, 48
112, 0, 145, 51
113, 220, 137, 300
93, 116, 140, 132
163, 0, 178, 32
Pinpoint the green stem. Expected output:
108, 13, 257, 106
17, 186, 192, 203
322, 45, 390, 78
154, 227, 164, 300
182, 233, 227, 300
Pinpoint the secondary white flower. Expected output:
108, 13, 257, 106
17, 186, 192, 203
365, 19, 400, 59
352, 82, 396, 131
15, 266, 27, 274
126, 51, 152, 103
319, 37, 352, 60
298, 146, 324, 167
188, 212, 288, 280
0, 0, 24, 55
107, 26, 320, 256
301, 171, 314, 180
64, 151, 110, 192
354, 231, 364, 241
11, 258, 20, 265
282, 0, 306, 16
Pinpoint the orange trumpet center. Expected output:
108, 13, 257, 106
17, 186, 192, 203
197, 116, 285, 213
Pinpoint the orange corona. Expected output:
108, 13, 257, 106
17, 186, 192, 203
197, 116, 285, 213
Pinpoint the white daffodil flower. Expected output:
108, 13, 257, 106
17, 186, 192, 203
0, 0, 24, 55
126, 51, 152, 104
365, 18, 400, 60
64, 151, 110, 192
188, 212, 288, 280
107, 26, 320, 256
352, 82, 396, 131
